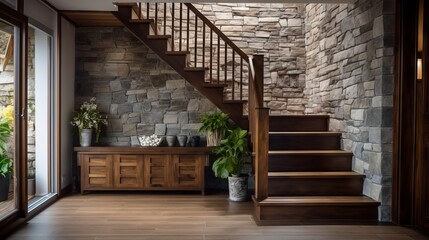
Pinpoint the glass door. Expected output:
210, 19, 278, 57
0, 18, 18, 220
27, 25, 55, 209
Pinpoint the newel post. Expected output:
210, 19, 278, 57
251, 54, 269, 201
253, 55, 264, 107
254, 107, 269, 201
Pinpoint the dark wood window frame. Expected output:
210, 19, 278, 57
0, 0, 28, 229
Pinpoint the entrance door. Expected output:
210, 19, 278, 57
394, 0, 429, 233
416, 0, 429, 232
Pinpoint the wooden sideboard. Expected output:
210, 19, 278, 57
75, 147, 213, 194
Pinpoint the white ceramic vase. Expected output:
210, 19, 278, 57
80, 128, 93, 147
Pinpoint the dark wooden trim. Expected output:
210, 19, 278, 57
57, 12, 77, 28
39, 0, 58, 12
0, 2, 26, 25
18, 10, 29, 219
0, 0, 28, 229
60, 184, 72, 196
56, 14, 62, 197
74, 146, 214, 154
392, 0, 419, 225
60, 11, 118, 27
17, 0, 23, 14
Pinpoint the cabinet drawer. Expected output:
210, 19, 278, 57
172, 155, 202, 189
144, 155, 170, 188
81, 154, 113, 190
114, 155, 144, 188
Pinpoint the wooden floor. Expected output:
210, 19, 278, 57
6, 192, 429, 240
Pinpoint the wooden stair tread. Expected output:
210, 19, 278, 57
224, 100, 246, 103
269, 132, 341, 136
257, 196, 380, 206
268, 150, 352, 155
147, 35, 171, 39
129, 19, 153, 23
268, 115, 330, 119
184, 67, 209, 71
203, 83, 228, 88
115, 3, 137, 6
165, 51, 190, 55
268, 171, 364, 178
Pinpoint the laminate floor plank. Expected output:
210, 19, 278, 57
6, 193, 429, 240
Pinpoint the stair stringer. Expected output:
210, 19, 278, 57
112, 7, 246, 128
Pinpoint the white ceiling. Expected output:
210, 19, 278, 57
46, 0, 356, 11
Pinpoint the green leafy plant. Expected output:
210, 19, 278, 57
0, 117, 12, 177
212, 128, 249, 179
71, 97, 108, 143
199, 112, 230, 146
199, 112, 229, 135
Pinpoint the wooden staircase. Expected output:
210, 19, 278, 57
111, 3, 379, 225
253, 115, 380, 224
112, 3, 256, 129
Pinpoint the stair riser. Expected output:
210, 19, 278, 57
117, 6, 133, 20
146, 39, 168, 53
269, 117, 329, 132
268, 178, 364, 196
269, 135, 341, 150
164, 55, 187, 70
257, 205, 378, 221
268, 154, 352, 172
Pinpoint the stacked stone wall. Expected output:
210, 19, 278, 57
75, 27, 217, 146
304, 0, 395, 221
194, 3, 306, 114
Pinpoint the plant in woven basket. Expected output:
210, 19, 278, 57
199, 112, 229, 146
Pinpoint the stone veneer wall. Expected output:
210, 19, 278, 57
194, 3, 306, 114
304, 0, 395, 221
75, 27, 217, 146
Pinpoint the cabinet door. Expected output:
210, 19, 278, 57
81, 154, 113, 190
172, 155, 202, 189
113, 155, 144, 188
144, 155, 170, 188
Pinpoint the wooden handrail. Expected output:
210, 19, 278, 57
185, 3, 248, 61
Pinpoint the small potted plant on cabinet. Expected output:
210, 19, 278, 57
0, 117, 12, 201
212, 128, 250, 201
71, 97, 108, 147
199, 112, 229, 146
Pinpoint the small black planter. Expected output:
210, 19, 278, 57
0, 173, 11, 201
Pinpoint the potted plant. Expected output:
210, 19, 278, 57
212, 127, 250, 201
199, 112, 229, 146
71, 97, 107, 147
0, 117, 12, 201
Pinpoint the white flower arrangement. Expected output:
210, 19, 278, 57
71, 97, 108, 143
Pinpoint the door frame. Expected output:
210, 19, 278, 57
0, 0, 28, 226
393, 0, 429, 233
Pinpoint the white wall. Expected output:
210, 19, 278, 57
34, 28, 49, 195
60, 18, 75, 189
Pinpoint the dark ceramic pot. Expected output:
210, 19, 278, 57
189, 136, 200, 147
